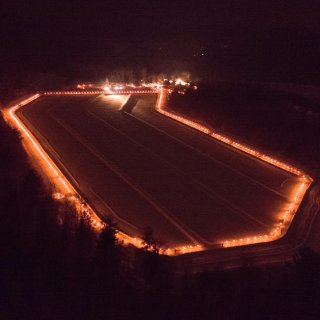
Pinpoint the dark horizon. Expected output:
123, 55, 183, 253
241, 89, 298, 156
1, 0, 320, 83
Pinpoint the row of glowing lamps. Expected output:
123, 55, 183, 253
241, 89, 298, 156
43, 90, 158, 95
6, 90, 313, 254
5, 92, 201, 255
155, 90, 313, 248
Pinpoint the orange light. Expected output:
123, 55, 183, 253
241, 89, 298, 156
5, 92, 202, 256
7, 89, 313, 252
155, 89, 313, 248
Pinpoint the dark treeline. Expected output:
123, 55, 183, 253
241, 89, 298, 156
1, 110, 320, 319
168, 82, 320, 176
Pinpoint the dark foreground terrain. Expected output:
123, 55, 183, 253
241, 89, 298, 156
1, 106, 320, 319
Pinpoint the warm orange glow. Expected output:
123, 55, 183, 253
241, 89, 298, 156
175, 78, 189, 86
5, 89, 313, 254
5, 92, 201, 255
155, 89, 313, 248
43, 90, 158, 95
155, 90, 210, 134
7, 94, 72, 195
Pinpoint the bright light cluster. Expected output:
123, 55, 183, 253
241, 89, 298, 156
155, 89, 313, 248
142, 82, 164, 89
142, 78, 190, 88
175, 78, 189, 86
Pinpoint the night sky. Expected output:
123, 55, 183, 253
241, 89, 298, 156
1, 0, 320, 82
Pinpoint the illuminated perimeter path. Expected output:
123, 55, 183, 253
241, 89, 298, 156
6, 90, 312, 255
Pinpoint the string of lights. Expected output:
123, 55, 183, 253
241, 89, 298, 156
6, 92, 203, 255
5, 89, 312, 254
154, 89, 313, 247
43, 90, 158, 95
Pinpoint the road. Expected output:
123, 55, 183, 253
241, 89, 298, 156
18, 93, 302, 249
